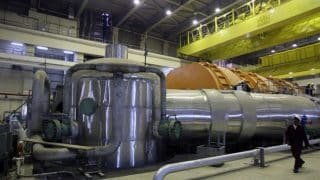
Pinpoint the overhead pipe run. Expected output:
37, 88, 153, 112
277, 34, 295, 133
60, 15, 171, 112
63, 58, 167, 120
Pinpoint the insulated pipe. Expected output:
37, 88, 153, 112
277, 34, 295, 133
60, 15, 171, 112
166, 89, 320, 143
63, 59, 166, 157
264, 138, 320, 154
84, 74, 123, 157
63, 59, 166, 120
153, 149, 259, 180
32, 136, 77, 161
153, 138, 320, 180
29, 70, 50, 134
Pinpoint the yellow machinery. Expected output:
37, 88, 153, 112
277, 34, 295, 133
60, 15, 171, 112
177, 0, 320, 60
167, 62, 299, 94
255, 42, 320, 79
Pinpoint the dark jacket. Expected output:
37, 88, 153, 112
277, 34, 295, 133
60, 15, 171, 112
286, 125, 310, 148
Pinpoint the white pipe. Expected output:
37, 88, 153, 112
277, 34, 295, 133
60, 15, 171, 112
32, 135, 77, 161
153, 149, 259, 180
264, 138, 320, 154
154, 138, 320, 180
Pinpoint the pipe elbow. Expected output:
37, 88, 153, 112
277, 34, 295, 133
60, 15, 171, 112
85, 138, 122, 157
31, 135, 77, 161
33, 143, 77, 161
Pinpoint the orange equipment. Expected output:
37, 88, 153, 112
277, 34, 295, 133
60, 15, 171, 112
167, 62, 299, 94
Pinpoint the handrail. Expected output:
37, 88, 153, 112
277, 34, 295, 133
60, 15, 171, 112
179, 0, 290, 48
154, 138, 320, 180
154, 149, 259, 180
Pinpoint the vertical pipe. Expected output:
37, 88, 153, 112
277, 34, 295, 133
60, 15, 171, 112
214, 17, 218, 32
29, 70, 50, 134
232, 9, 235, 25
187, 31, 190, 44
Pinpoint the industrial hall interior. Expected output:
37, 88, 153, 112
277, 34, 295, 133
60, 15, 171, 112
1, 0, 320, 179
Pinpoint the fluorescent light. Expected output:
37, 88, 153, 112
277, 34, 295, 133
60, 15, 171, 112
215, 8, 221, 13
166, 9, 172, 16
63, 50, 74, 54
36, 46, 48, 50
11, 42, 23, 46
318, 37, 320, 41
133, 0, 140, 5
269, 9, 275, 13
292, 43, 298, 48
271, 49, 275, 53
192, 19, 199, 25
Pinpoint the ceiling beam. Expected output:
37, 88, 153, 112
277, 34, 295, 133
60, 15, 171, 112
171, 0, 243, 37
145, 0, 207, 33
116, 0, 148, 27
76, 0, 88, 18
166, 0, 208, 17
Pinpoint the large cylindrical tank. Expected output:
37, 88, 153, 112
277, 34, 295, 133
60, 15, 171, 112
166, 89, 320, 145
63, 58, 164, 168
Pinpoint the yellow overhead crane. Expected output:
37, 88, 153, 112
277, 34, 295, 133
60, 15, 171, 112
254, 42, 320, 79
177, 0, 320, 60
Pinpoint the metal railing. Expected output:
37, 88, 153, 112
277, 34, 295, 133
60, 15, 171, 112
0, 10, 176, 57
0, 11, 78, 38
154, 138, 320, 180
179, 0, 290, 48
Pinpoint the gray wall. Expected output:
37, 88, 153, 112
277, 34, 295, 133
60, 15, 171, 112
0, 65, 33, 119
0, 64, 65, 120
118, 29, 177, 57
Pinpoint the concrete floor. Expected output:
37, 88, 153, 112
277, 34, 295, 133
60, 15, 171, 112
107, 150, 320, 180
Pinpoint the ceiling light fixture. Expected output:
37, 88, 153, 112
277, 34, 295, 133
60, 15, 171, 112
271, 49, 275, 53
63, 50, 74, 54
215, 8, 221, 13
192, 19, 199, 25
289, 72, 293, 75
292, 43, 298, 48
166, 9, 172, 16
318, 37, 320, 41
36, 46, 48, 50
133, 0, 140, 5
11, 42, 23, 46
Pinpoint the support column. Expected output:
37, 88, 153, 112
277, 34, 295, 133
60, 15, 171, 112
74, 52, 85, 62
112, 27, 119, 44
162, 42, 169, 55
140, 35, 146, 50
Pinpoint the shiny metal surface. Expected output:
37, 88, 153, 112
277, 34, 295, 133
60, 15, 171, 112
252, 93, 320, 138
29, 70, 50, 134
166, 90, 244, 142
105, 44, 128, 59
166, 89, 320, 143
63, 59, 163, 168
154, 148, 259, 180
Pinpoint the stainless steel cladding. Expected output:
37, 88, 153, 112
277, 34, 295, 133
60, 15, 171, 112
63, 59, 164, 168
252, 93, 320, 139
105, 44, 128, 59
29, 70, 50, 134
166, 89, 320, 142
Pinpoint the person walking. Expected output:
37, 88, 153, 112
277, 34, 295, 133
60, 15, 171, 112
286, 115, 310, 173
